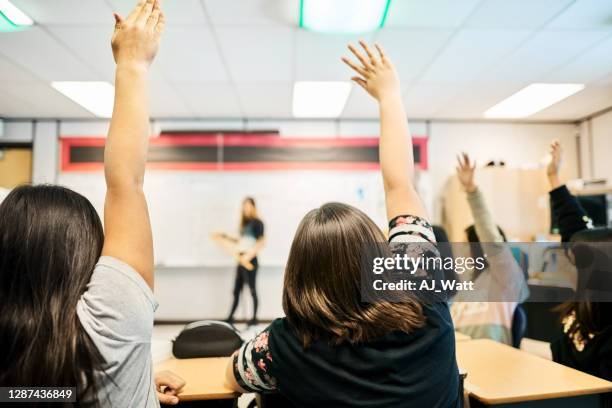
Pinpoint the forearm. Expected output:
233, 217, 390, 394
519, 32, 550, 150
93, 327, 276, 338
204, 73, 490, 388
105, 64, 150, 189
466, 188, 503, 243
379, 93, 413, 192
378, 94, 426, 219
548, 173, 562, 190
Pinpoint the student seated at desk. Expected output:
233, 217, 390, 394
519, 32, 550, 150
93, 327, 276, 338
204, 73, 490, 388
0, 1, 183, 406
546, 141, 612, 382
450, 153, 529, 345
224, 41, 460, 408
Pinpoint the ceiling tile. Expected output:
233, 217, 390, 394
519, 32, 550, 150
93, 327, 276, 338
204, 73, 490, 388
1, 81, 95, 117
149, 81, 194, 118
0, 54, 37, 82
236, 82, 292, 118
295, 32, 374, 81
547, 33, 612, 83
465, 0, 575, 29
548, 0, 612, 29
531, 84, 612, 120
11, 0, 112, 24
174, 82, 243, 117
204, 0, 299, 26
0, 88, 37, 117
435, 83, 529, 118
385, 0, 482, 28
47, 25, 116, 81
155, 26, 227, 82
420, 29, 532, 83
108, 0, 208, 24
0, 27, 98, 81
216, 27, 294, 82
341, 87, 378, 119
375, 29, 455, 85
403, 83, 467, 117
479, 30, 611, 83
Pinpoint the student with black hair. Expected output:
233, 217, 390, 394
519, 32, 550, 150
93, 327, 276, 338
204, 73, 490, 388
0, 1, 185, 405
223, 41, 460, 408
450, 153, 529, 345
546, 141, 612, 381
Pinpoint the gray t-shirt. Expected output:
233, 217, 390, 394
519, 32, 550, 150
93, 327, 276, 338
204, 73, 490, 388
76, 256, 159, 407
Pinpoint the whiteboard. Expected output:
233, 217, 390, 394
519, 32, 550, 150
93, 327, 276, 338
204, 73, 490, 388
58, 170, 387, 267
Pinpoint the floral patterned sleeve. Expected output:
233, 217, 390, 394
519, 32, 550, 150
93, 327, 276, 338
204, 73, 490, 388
232, 328, 277, 393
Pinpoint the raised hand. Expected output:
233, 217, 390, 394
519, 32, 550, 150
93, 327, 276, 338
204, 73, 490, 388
342, 40, 400, 101
111, 0, 165, 68
456, 152, 477, 193
546, 141, 563, 189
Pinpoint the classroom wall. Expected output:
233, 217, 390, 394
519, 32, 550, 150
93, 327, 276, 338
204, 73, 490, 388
590, 110, 612, 182
21, 118, 581, 320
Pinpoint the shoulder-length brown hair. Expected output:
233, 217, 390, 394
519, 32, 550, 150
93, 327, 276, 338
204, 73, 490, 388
283, 202, 425, 347
240, 197, 259, 232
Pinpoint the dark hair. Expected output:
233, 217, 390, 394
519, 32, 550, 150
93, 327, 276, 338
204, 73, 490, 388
282, 202, 425, 347
0, 185, 105, 405
465, 224, 507, 281
240, 196, 258, 232
555, 228, 612, 342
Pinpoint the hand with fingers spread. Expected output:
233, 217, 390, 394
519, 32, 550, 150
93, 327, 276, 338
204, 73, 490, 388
342, 40, 401, 101
111, 0, 165, 69
456, 152, 477, 193
547, 140, 563, 189
155, 370, 186, 405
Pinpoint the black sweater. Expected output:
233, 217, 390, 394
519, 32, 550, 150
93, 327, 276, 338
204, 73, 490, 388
549, 185, 612, 384
549, 185, 592, 242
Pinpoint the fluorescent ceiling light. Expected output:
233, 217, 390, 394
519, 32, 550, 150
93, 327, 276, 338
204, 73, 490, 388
299, 0, 391, 34
292, 81, 352, 118
484, 83, 585, 119
52, 82, 115, 118
0, 0, 33, 27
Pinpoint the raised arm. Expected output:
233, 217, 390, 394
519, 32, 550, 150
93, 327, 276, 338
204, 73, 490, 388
101, 0, 165, 289
546, 141, 592, 242
342, 41, 427, 222
456, 152, 503, 243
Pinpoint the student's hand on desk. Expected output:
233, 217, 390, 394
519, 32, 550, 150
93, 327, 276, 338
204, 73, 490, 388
547, 140, 563, 189
155, 370, 186, 405
342, 40, 401, 102
456, 152, 477, 193
111, 0, 165, 69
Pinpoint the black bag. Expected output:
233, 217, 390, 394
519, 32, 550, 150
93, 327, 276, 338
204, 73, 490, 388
172, 320, 244, 359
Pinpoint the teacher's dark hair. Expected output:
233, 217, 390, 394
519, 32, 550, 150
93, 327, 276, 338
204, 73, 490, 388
283, 202, 424, 347
0, 185, 105, 406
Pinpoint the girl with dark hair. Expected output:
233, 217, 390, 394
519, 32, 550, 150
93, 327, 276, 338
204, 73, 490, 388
0, 1, 185, 405
546, 141, 612, 381
213, 197, 265, 325
451, 153, 529, 345
224, 41, 460, 407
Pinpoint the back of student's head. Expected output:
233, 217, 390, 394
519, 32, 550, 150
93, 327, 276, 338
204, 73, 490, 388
557, 228, 612, 340
282, 202, 424, 347
0, 185, 104, 403
465, 224, 507, 280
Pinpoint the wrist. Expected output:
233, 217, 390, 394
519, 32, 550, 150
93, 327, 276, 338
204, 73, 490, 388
377, 90, 402, 103
116, 61, 149, 75
465, 183, 477, 194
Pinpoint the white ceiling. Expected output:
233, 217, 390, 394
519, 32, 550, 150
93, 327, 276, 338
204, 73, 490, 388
1, 0, 612, 120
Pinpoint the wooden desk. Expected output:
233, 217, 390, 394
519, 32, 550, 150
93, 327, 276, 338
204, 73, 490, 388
155, 357, 239, 401
457, 339, 612, 407
455, 331, 471, 342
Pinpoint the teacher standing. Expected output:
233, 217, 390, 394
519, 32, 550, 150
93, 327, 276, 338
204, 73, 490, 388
213, 197, 265, 326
